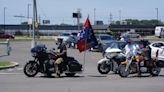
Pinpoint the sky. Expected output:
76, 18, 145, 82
0, 0, 164, 25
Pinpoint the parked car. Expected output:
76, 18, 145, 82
91, 34, 116, 52
65, 36, 78, 48
55, 32, 78, 42
55, 32, 72, 42
149, 41, 164, 61
121, 32, 141, 38
0, 34, 15, 39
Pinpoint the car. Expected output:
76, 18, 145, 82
55, 32, 71, 42
91, 34, 116, 52
0, 34, 15, 39
55, 32, 78, 42
121, 31, 141, 38
65, 36, 78, 48
149, 41, 164, 61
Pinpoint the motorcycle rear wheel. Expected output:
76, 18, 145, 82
65, 73, 76, 77
97, 63, 111, 74
24, 62, 39, 77
119, 64, 130, 77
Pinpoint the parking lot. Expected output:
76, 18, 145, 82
0, 40, 164, 92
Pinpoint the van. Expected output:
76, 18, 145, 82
155, 26, 164, 38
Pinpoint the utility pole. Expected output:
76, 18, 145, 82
27, 4, 31, 37
72, 9, 81, 32
119, 10, 121, 24
94, 8, 96, 25
39, 15, 41, 24
77, 8, 81, 32
31, 0, 38, 48
27, 4, 31, 20
155, 8, 159, 21
4, 7, 6, 32
109, 13, 113, 25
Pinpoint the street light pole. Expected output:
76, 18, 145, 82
119, 10, 121, 24
94, 8, 96, 24
77, 9, 80, 31
31, 0, 38, 48
27, 4, 31, 20
155, 8, 159, 21
27, 4, 31, 37
4, 7, 6, 31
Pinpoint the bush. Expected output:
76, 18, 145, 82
15, 31, 23, 36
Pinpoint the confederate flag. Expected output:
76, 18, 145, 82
77, 17, 98, 52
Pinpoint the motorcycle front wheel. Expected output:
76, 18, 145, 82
97, 63, 111, 74
150, 67, 161, 76
24, 62, 39, 77
119, 64, 130, 77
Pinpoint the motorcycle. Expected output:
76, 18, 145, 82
24, 44, 83, 77
119, 49, 161, 77
97, 48, 126, 74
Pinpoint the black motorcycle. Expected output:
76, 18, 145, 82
24, 44, 82, 77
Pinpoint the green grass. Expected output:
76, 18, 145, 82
0, 61, 13, 67
15, 36, 54, 39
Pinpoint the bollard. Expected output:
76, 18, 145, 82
6, 39, 11, 56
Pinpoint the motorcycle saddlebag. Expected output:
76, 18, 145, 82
156, 60, 164, 67
67, 59, 82, 72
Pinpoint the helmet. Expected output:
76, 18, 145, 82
58, 38, 63, 44
127, 38, 132, 44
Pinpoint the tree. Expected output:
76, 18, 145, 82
124, 19, 163, 25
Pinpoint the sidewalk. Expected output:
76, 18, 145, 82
0, 62, 19, 70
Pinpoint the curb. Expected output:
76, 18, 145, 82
0, 62, 19, 70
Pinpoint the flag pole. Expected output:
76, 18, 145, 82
83, 15, 89, 72
83, 40, 87, 71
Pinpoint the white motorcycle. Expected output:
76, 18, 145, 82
97, 48, 126, 74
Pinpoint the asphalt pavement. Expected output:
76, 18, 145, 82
0, 40, 164, 92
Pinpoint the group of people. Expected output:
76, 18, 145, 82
54, 36, 155, 78
123, 38, 159, 74
124, 38, 152, 62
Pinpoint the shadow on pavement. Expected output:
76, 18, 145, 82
87, 75, 107, 78
122, 74, 164, 78
0, 54, 9, 57
38, 75, 85, 79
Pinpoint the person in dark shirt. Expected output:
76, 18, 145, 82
54, 39, 67, 78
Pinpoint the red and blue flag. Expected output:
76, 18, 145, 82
77, 17, 98, 52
